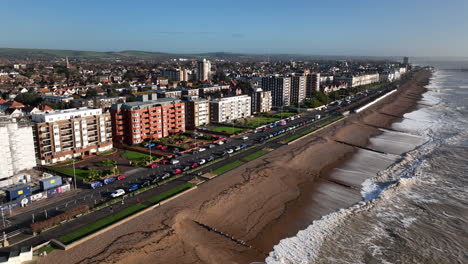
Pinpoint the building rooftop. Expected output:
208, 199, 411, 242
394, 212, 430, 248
31, 107, 103, 123
112, 97, 183, 111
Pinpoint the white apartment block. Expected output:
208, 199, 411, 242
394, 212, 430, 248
210, 95, 251, 123
335, 73, 380, 87
32, 108, 113, 165
0, 117, 37, 187
197, 59, 211, 81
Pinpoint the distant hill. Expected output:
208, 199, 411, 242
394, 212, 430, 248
0, 47, 403, 62
0, 48, 253, 61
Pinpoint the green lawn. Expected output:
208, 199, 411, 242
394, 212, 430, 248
37, 245, 55, 255
241, 149, 270, 162
97, 148, 117, 156
51, 159, 82, 167
47, 167, 90, 179
121, 150, 150, 162
271, 112, 297, 118
147, 182, 195, 204
211, 126, 246, 134
59, 203, 149, 244
212, 160, 245, 175
244, 117, 279, 128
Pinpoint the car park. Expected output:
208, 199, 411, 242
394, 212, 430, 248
127, 184, 139, 192
111, 189, 125, 198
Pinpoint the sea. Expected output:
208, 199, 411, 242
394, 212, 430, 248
266, 63, 468, 264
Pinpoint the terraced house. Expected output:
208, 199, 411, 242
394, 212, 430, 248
32, 108, 113, 165
110, 97, 185, 145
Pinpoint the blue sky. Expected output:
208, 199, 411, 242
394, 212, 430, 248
2, 0, 468, 57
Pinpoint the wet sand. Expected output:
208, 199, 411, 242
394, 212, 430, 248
41, 71, 431, 264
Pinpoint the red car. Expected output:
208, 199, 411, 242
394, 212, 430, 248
161, 146, 168, 150
149, 163, 158, 168
173, 169, 182, 175
155, 144, 163, 149
161, 159, 169, 165
191, 163, 199, 168
116, 175, 126, 180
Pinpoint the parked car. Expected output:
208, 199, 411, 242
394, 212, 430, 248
242, 136, 249, 140
191, 162, 199, 168
170, 159, 180, 165
155, 144, 163, 149
103, 177, 116, 185
209, 144, 216, 148
161, 159, 169, 165
116, 175, 126, 180
207, 156, 215, 162
226, 149, 234, 154
151, 176, 161, 184
220, 151, 228, 157
161, 146, 168, 150
183, 166, 191, 172
173, 168, 182, 175
217, 141, 224, 145
198, 147, 206, 152
141, 180, 151, 187
161, 173, 171, 180
111, 189, 125, 198
240, 144, 247, 149
198, 159, 206, 165
127, 184, 139, 192
149, 163, 158, 168
234, 146, 241, 151
90, 181, 103, 189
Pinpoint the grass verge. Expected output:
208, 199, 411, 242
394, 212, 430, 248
241, 149, 269, 162
59, 203, 149, 244
121, 150, 151, 162
283, 115, 344, 143
37, 244, 55, 255
147, 182, 195, 204
59, 182, 196, 244
212, 160, 244, 175
46, 167, 90, 179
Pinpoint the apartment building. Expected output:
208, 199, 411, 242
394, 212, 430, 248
197, 59, 211, 81
250, 88, 272, 114
306, 73, 320, 96
0, 117, 36, 187
290, 75, 306, 105
260, 76, 291, 107
210, 95, 251, 123
183, 96, 210, 129
32, 108, 113, 165
110, 98, 185, 145
161, 68, 189, 82
334, 73, 380, 87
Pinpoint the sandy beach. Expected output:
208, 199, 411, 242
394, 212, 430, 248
41, 70, 431, 264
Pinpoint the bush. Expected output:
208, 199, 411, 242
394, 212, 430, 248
30, 205, 89, 233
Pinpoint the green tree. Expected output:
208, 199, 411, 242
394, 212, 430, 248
15, 91, 41, 106
85, 88, 98, 98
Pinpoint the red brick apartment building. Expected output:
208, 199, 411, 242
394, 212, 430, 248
110, 97, 185, 145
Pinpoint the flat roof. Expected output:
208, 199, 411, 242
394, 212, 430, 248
112, 97, 183, 110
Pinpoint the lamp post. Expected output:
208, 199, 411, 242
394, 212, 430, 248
73, 159, 77, 190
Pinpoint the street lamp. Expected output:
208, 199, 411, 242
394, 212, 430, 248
73, 159, 77, 190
